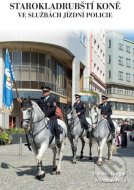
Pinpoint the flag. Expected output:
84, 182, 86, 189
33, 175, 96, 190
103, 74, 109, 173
3, 49, 15, 110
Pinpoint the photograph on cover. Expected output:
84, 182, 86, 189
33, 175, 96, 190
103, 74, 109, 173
0, 29, 134, 190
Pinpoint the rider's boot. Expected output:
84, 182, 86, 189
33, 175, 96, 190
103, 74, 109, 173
111, 127, 115, 138
86, 130, 90, 138
86, 125, 91, 138
55, 127, 61, 148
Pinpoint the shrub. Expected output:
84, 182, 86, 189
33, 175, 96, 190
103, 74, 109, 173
8, 128, 25, 134
0, 131, 10, 145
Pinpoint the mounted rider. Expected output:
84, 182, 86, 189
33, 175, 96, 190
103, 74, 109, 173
73, 94, 91, 138
98, 95, 115, 138
37, 86, 61, 148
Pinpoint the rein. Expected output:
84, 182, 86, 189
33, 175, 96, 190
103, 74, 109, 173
66, 110, 80, 128
21, 106, 48, 149
21, 107, 45, 125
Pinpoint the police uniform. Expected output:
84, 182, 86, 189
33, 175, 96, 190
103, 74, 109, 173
38, 86, 60, 147
38, 95, 56, 118
73, 94, 90, 137
98, 95, 115, 135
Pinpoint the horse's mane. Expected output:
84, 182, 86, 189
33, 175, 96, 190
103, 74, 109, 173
31, 101, 45, 117
72, 108, 77, 118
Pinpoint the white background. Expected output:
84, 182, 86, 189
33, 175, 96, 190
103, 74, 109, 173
0, 0, 133, 31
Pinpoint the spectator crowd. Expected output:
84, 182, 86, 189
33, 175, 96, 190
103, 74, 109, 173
115, 119, 134, 148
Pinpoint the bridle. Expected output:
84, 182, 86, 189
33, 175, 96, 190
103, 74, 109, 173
21, 106, 45, 125
90, 109, 104, 125
65, 108, 80, 128
21, 104, 48, 150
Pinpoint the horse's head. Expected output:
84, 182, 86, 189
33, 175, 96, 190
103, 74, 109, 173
21, 98, 33, 129
64, 104, 73, 125
90, 106, 99, 128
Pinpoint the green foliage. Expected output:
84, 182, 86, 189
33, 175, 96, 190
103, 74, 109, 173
8, 128, 25, 134
0, 131, 10, 145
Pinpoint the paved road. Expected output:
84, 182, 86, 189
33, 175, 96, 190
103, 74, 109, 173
0, 139, 134, 190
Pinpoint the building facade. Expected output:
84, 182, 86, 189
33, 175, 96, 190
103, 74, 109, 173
106, 31, 134, 120
0, 30, 89, 128
89, 30, 106, 101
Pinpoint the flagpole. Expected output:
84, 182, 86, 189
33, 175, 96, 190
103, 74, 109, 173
13, 80, 31, 152
13, 81, 19, 99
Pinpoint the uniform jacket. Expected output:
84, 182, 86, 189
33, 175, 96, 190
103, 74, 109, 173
73, 101, 86, 116
38, 95, 56, 117
98, 101, 112, 117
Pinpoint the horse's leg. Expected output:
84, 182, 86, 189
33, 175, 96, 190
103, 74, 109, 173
55, 140, 65, 174
36, 142, 49, 179
72, 136, 78, 164
107, 139, 113, 162
89, 136, 93, 160
30, 142, 44, 175
52, 147, 57, 172
97, 138, 107, 166
79, 136, 85, 159
68, 132, 74, 158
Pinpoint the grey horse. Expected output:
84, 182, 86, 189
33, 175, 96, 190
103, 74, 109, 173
64, 104, 93, 163
21, 99, 67, 180
90, 106, 117, 166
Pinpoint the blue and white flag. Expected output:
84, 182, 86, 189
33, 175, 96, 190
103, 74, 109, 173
3, 49, 15, 110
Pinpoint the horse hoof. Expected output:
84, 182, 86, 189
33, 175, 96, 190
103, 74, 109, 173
108, 159, 112, 163
56, 171, 60, 175
72, 160, 76, 164
80, 155, 83, 159
53, 166, 57, 172
97, 161, 102, 166
89, 157, 92, 160
36, 172, 45, 180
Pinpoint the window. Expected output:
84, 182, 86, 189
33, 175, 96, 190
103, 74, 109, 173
133, 60, 134, 68
94, 63, 96, 68
108, 40, 111, 48
126, 73, 131, 82
126, 58, 131, 67
22, 52, 30, 65
108, 55, 111, 64
31, 52, 38, 66
118, 43, 123, 51
12, 51, 21, 65
133, 74, 134, 83
126, 46, 131, 53
118, 71, 123, 80
117, 88, 123, 94
118, 56, 123, 65
94, 39, 96, 45
108, 70, 111, 79
80, 33, 86, 47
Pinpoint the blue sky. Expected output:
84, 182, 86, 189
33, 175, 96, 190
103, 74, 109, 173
122, 30, 134, 42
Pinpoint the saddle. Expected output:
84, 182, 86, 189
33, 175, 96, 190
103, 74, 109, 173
104, 119, 115, 140
48, 120, 63, 136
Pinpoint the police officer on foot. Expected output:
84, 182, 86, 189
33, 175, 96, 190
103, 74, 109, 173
98, 95, 115, 138
38, 86, 61, 148
73, 94, 91, 138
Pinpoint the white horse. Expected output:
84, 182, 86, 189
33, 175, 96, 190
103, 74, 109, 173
90, 106, 117, 166
64, 104, 93, 163
21, 99, 67, 180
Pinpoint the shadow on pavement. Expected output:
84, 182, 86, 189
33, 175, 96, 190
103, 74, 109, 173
115, 147, 134, 158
